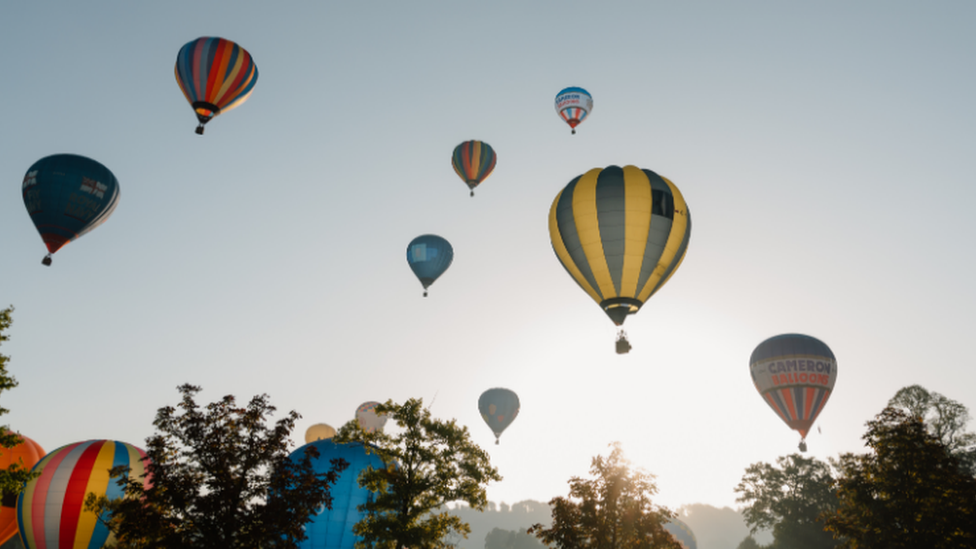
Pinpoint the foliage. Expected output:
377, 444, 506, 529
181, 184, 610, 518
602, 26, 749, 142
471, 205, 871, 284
887, 384, 976, 473
734, 454, 837, 549
528, 442, 682, 549
735, 536, 763, 549
822, 407, 976, 548
332, 398, 502, 549
0, 306, 38, 500
85, 383, 348, 549
485, 527, 546, 549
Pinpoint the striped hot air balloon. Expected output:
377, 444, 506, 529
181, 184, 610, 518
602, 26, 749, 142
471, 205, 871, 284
22, 154, 121, 266
16, 440, 150, 549
554, 87, 593, 134
175, 36, 259, 135
452, 140, 497, 196
750, 334, 837, 451
548, 165, 691, 352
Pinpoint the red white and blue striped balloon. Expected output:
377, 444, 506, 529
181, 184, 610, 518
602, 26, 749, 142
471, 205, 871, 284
16, 440, 149, 549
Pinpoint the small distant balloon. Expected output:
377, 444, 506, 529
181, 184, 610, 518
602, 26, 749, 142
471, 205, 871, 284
750, 333, 837, 451
406, 235, 454, 297
478, 388, 520, 444
175, 37, 258, 135
0, 434, 44, 546
356, 402, 388, 433
17, 440, 150, 549
305, 423, 337, 444
664, 517, 697, 549
22, 154, 120, 266
554, 87, 593, 134
452, 140, 497, 197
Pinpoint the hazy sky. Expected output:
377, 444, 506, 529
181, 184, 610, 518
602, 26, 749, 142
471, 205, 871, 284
2, 2, 975, 514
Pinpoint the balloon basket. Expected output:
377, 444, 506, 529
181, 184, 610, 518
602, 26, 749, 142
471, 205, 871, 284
41, 254, 52, 266
195, 125, 205, 135
798, 440, 808, 452
615, 330, 631, 354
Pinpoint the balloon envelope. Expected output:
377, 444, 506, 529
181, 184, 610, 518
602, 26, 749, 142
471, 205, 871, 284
305, 423, 337, 444
355, 402, 388, 433
17, 440, 149, 549
554, 87, 593, 133
664, 517, 697, 549
478, 388, 520, 443
22, 154, 120, 263
406, 235, 454, 294
750, 334, 837, 441
548, 165, 691, 326
452, 140, 497, 195
175, 37, 258, 133
0, 435, 44, 546
290, 440, 386, 549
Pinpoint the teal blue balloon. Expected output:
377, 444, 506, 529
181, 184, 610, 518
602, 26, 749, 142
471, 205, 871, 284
407, 235, 453, 297
479, 388, 520, 444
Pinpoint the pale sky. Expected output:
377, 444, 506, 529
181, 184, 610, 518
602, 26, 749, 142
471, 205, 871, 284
2, 2, 975, 513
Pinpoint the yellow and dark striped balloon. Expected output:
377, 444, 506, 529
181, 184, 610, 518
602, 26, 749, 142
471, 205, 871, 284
548, 165, 691, 326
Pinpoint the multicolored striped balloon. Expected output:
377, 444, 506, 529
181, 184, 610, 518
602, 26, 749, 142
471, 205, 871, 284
554, 87, 593, 134
17, 440, 150, 549
0, 434, 45, 546
451, 140, 497, 196
175, 36, 259, 134
750, 334, 837, 449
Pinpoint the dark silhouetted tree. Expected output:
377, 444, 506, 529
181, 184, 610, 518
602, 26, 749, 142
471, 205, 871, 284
528, 442, 682, 549
887, 384, 976, 473
0, 307, 38, 500
734, 453, 837, 549
736, 536, 762, 549
333, 398, 502, 549
86, 383, 347, 548
823, 407, 976, 548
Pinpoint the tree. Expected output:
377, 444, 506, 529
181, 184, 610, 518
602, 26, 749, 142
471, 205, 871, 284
0, 306, 38, 500
887, 384, 976, 473
332, 398, 502, 549
86, 383, 348, 548
734, 454, 837, 549
736, 536, 762, 549
528, 442, 682, 549
486, 527, 546, 549
822, 407, 976, 548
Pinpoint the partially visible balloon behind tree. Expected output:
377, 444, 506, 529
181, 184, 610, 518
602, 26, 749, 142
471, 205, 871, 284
554, 87, 593, 134
175, 37, 258, 135
750, 334, 837, 452
452, 140, 497, 197
305, 423, 337, 444
0, 434, 44, 546
355, 402, 388, 433
22, 154, 121, 266
478, 388, 520, 444
548, 165, 691, 353
17, 440, 150, 549
291, 440, 386, 549
406, 235, 454, 297
664, 517, 697, 549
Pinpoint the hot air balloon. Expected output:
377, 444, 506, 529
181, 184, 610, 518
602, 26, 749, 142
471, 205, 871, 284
478, 388, 520, 444
406, 235, 454, 297
750, 334, 837, 452
355, 402, 388, 433
17, 440, 150, 549
175, 37, 258, 135
22, 154, 121, 266
289, 440, 386, 549
452, 140, 497, 197
305, 423, 337, 444
664, 517, 697, 549
0, 434, 44, 546
548, 165, 691, 353
554, 87, 593, 134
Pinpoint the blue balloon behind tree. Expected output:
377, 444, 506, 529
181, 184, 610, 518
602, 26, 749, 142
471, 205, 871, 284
290, 440, 385, 549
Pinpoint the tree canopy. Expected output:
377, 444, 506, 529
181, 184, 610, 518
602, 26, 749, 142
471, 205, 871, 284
0, 306, 37, 499
734, 453, 837, 549
887, 384, 976, 473
87, 383, 348, 549
528, 442, 682, 549
332, 397, 502, 549
822, 406, 976, 548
